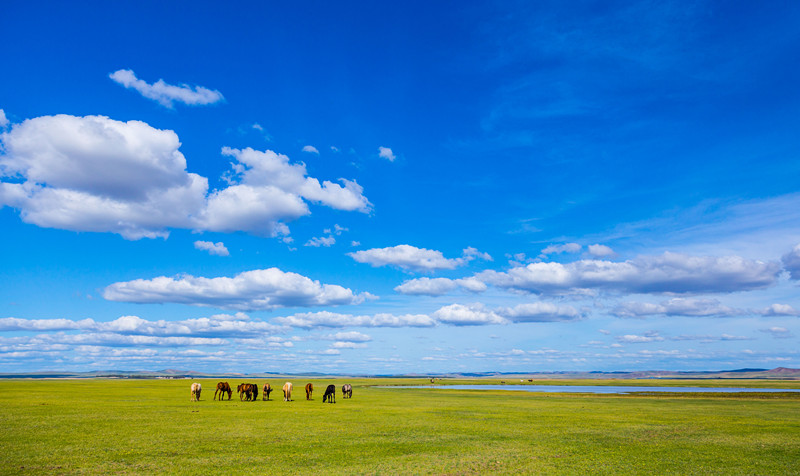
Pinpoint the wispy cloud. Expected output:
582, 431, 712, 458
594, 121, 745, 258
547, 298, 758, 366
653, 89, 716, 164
109, 69, 224, 108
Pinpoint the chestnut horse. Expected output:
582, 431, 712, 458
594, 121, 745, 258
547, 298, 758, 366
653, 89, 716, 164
263, 383, 272, 401
214, 381, 232, 401
305, 383, 313, 400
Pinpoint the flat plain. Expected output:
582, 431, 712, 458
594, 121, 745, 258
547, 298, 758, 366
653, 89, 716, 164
2, 378, 799, 475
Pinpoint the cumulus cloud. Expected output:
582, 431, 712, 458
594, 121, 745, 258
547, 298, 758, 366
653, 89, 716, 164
0, 114, 207, 239
496, 302, 582, 322
349, 245, 490, 272
761, 303, 800, 316
109, 69, 224, 108
378, 146, 396, 161
612, 298, 743, 318
274, 311, 436, 328
219, 147, 371, 215
478, 252, 780, 295
588, 244, 614, 257
194, 240, 229, 256
0, 109, 8, 129
431, 303, 507, 326
394, 276, 488, 296
302, 145, 319, 155
0, 115, 371, 240
103, 268, 366, 311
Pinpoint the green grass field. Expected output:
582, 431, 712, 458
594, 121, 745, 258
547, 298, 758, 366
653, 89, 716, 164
2, 378, 799, 475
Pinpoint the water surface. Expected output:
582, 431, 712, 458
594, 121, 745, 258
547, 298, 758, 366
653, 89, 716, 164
383, 384, 800, 394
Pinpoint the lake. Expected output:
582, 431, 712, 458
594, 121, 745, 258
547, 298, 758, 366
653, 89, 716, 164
383, 384, 800, 394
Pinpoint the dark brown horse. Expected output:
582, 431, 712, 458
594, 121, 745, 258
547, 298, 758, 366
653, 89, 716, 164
214, 381, 232, 401
238, 383, 258, 401
322, 384, 336, 403
263, 383, 272, 401
342, 384, 352, 399
305, 383, 313, 400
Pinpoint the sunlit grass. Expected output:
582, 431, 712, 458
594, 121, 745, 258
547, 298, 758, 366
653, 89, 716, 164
1, 378, 799, 474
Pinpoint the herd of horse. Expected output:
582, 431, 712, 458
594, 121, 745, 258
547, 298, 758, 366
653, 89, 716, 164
191, 381, 354, 403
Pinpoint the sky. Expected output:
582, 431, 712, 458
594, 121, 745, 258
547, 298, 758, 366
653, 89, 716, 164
1, 1, 800, 374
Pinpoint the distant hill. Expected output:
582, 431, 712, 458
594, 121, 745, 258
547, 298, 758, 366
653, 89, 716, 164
1, 367, 798, 379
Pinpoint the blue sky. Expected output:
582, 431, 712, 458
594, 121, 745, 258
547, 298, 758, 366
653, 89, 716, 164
2, 1, 800, 374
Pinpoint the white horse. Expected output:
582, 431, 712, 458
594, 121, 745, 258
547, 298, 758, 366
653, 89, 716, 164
282, 382, 293, 401
190, 382, 202, 401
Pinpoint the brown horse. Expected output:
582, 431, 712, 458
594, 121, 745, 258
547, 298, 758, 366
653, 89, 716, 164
238, 383, 258, 401
263, 383, 272, 401
214, 381, 232, 401
305, 383, 313, 400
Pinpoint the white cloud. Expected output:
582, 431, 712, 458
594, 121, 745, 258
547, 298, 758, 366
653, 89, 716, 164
431, 303, 507, 326
394, 276, 488, 296
0, 114, 208, 239
462, 246, 493, 262
109, 69, 224, 108
0, 115, 371, 240
616, 332, 664, 343
302, 145, 319, 155
478, 252, 780, 295
0, 109, 8, 129
220, 147, 371, 214
349, 245, 487, 272
761, 303, 800, 316
274, 311, 436, 328
612, 298, 743, 318
305, 235, 336, 247
322, 331, 372, 342
587, 244, 614, 257
541, 243, 581, 255
103, 268, 366, 311
194, 240, 229, 256
378, 146, 396, 161
331, 341, 368, 349
497, 302, 582, 322
0, 312, 280, 338
394, 277, 458, 296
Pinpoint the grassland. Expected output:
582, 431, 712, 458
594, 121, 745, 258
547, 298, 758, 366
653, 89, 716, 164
2, 378, 799, 475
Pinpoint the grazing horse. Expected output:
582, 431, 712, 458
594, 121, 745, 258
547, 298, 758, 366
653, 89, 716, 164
190, 382, 202, 401
305, 383, 313, 400
322, 384, 336, 403
214, 381, 232, 401
238, 383, 258, 401
282, 382, 293, 401
263, 383, 272, 401
342, 384, 352, 399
